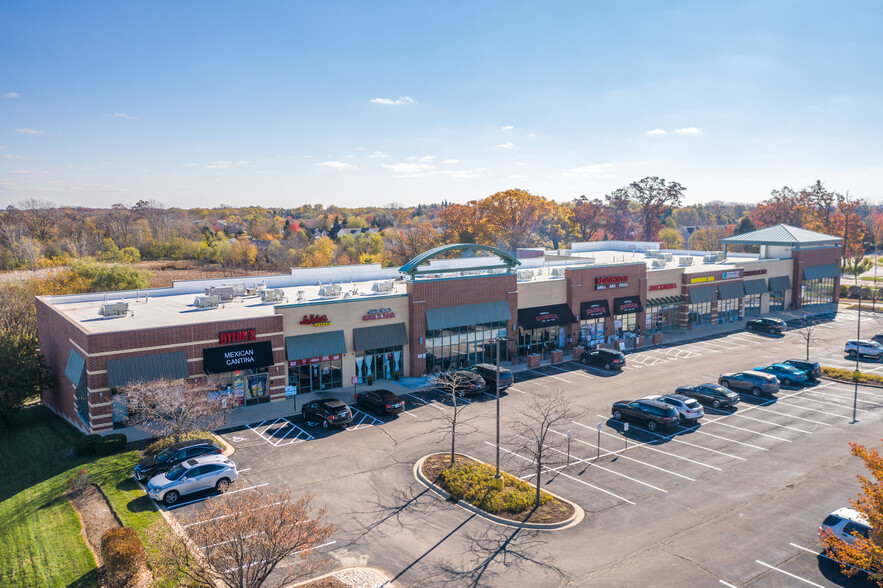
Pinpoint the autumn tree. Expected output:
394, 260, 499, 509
753, 186, 809, 228
121, 378, 230, 442
437, 202, 485, 244
658, 227, 683, 249
383, 223, 442, 266
820, 440, 883, 584
687, 226, 731, 251
571, 196, 607, 241
149, 488, 335, 588
618, 177, 685, 241
604, 188, 635, 240
477, 189, 552, 250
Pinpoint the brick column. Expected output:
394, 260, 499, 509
711, 301, 719, 324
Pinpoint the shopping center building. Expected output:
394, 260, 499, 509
35, 223, 843, 433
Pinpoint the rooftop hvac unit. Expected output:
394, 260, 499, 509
703, 254, 718, 263
645, 249, 659, 258
551, 267, 566, 277
193, 295, 220, 309
371, 281, 394, 293
98, 302, 130, 317
205, 286, 234, 301
716, 251, 725, 261
319, 284, 342, 297
296, 290, 306, 302
260, 289, 286, 303
651, 259, 667, 268
517, 270, 534, 280
678, 257, 694, 266
662, 253, 673, 262
226, 283, 246, 296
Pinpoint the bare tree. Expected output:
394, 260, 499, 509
121, 378, 230, 442
430, 371, 482, 467
510, 390, 585, 507
787, 314, 825, 361
149, 488, 334, 588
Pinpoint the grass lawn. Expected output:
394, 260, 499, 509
0, 406, 167, 587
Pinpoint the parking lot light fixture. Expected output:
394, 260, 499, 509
492, 338, 504, 491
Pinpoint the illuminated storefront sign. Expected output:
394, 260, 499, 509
300, 314, 331, 327
218, 328, 256, 345
595, 275, 629, 290
649, 283, 677, 291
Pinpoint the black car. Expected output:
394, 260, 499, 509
468, 363, 514, 392
356, 389, 405, 415
301, 399, 353, 429
782, 359, 821, 381
436, 370, 486, 397
746, 317, 786, 334
610, 399, 680, 432
133, 438, 222, 482
675, 383, 741, 409
581, 349, 626, 370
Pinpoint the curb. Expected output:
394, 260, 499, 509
414, 454, 585, 531
289, 566, 398, 587
819, 374, 883, 389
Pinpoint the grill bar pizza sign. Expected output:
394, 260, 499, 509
595, 275, 629, 290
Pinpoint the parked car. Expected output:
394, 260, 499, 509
675, 384, 740, 409
610, 399, 680, 432
301, 399, 353, 429
436, 370, 486, 397
356, 389, 405, 415
845, 339, 883, 360
642, 394, 705, 423
820, 507, 872, 546
872, 334, 883, 346
146, 454, 238, 506
134, 438, 222, 483
753, 364, 808, 387
468, 363, 515, 391
746, 317, 786, 334
781, 359, 822, 382
580, 349, 626, 370
718, 371, 780, 396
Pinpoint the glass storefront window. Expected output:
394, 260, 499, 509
690, 302, 713, 326
744, 293, 761, 317
646, 305, 679, 332
718, 298, 740, 323
801, 277, 835, 306
613, 313, 636, 339
288, 359, 342, 393
209, 368, 271, 406
579, 318, 605, 346
518, 325, 563, 357
770, 290, 786, 311
355, 346, 403, 383
426, 322, 507, 373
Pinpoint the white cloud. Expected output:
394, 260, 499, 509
369, 96, 415, 105
508, 174, 529, 180
16, 128, 41, 135
515, 162, 526, 166
368, 151, 390, 158
495, 142, 515, 150
107, 112, 139, 119
406, 155, 436, 162
4, 92, 20, 99
646, 129, 667, 136
438, 168, 484, 180
316, 161, 356, 170
501, 125, 514, 131
204, 160, 252, 169
185, 163, 200, 167
675, 127, 702, 134
563, 163, 615, 177
380, 162, 435, 176
10, 169, 29, 174
443, 159, 460, 164
346, 154, 355, 159
1, 153, 27, 160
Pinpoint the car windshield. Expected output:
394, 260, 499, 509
155, 447, 176, 461
165, 464, 187, 481
685, 399, 701, 409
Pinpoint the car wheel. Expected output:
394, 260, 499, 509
751, 387, 761, 396
720, 380, 730, 388
604, 362, 612, 370
163, 490, 180, 506
768, 328, 775, 334
580, 356, 587, 365
712, 399, 721, 409
613, 409, 622, 420
782, 378, 792, 387
847, 350, 856, 357
215, 478, 230, 493
322, 419, 330, 430
647, 421, 658, 432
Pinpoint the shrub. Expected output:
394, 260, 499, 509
101, 527, 147, 588
66, 468, 90, 494
821, 366, 883, 385
144, 430, 226, 457
438, 460, 551, 514
95, 433, 128, 455
73, 433, 102, 457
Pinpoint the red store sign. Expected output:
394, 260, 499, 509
219, 328, 256, 344
595, 275, 629, 290
743, 269, 768, 276
649, 283, 677, 291
363, 307, 395, 321
289, 354, 341, 367
300, 314, 331, 327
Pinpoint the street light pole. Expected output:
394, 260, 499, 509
854, 268, 861, 423
492, 338, 503, 490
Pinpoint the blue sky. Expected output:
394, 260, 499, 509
1, 1, 881, 209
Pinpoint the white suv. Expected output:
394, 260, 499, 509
146, 454, 238, 506
845, 340, 883, 360
642, 394, 705, 423
820, 507, 871, 546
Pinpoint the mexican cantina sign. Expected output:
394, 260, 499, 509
203, 341, 274, 374
595, 275, 629, 290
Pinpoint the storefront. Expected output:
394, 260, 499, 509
517, 303, 577, 357
353, 322, 408, 382
425, 301, 510, 372
717, 281, 744, 323
106, 350, 191, 424
203, 341, 275, 405
688, 285, 716, 327
579, 300, 610, 347
612, 296, 643, 340
801, 264, 839, 307
285, 331, 346, 393
769, 276, 791, 311
645, 296, 683, 332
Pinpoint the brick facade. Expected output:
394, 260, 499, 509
791, 247, 842, 309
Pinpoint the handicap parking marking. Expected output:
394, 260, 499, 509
345, 406, 385, 430
245, 417, 315, 447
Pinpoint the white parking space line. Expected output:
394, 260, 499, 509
676, 424, 770, 450
818, 382, 883, 398
547, 364, 594, 379
598, 414, 746, 461
803, 387, 883, 407
700, 417, 791, 442
515, 375, 550, 388
528, 369, 572, 383
719, 581, 739, 588
245, 418, 315, 447
507, 386, 527, 394
784, 393, 868, 413
346, 407, 385, 430
237, 468, 251, 473
549, 429, 696, 480
585, 424, 723, 471
755, 560, 825, 587
751, 405, 831, 426
723, 411, 813, 434
404, 392, 448, 413
789, 543, 875, 576
773, 398, 851, 417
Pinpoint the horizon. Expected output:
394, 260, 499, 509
2, 1, 881, 209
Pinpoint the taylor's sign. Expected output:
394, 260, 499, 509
300, 314, 331, 327
595, 275, 629, 290
363, 307, 395, 321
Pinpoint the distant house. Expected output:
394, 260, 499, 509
336, 227, 380, 238
678, 225, 729, 241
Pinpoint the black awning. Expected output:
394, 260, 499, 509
717, 281, 745, 300
425, 301, 511, 331
285, 330, 346, 361
203, 341, 274, 374
804, 263, 839, 280
769, 276, 792, 292
743, 278, 767, 295
613, 296, 643, 315
107, 350, 189, 388
352, 322, 408, 351
580, 300, 610, 320
517, 303, 577, 331
688, 285, 717, 304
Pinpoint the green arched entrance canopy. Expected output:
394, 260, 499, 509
398, 243, 521, 278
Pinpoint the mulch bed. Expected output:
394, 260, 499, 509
420, 453, 575, 525
67, 483, 122, 566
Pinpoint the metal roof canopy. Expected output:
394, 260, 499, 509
398, 243, 521, 278
721, 224, 842, 247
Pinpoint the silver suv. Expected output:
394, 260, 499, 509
718, 371, 779, 397
146, 454, 238, 506
845, 339, 883, 360
820, 507, 871, 546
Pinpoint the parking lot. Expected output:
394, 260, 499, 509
156, 308, 883, 587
